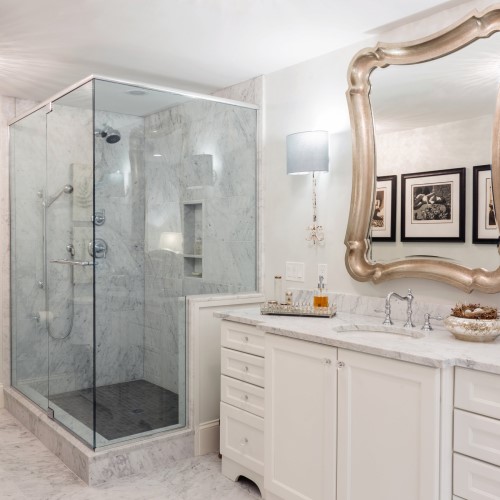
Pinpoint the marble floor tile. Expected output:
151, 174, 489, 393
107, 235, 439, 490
0, 409, 261, 499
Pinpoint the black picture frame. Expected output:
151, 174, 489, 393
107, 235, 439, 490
401, 168, 465, 242
472, 164, 499, 244
371, 175, 396, 242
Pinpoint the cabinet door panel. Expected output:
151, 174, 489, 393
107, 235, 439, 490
455, 367, 500, 420
221, 320, 265, 357
221, 348, 265, 388
337, 349, 440, 500
265, 334, 337, 500
454, 453, 500, 499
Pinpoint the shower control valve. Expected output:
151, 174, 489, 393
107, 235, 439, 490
92, 210, 105, 226
88, 239, 107, 259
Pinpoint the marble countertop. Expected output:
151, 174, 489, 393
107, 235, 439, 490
215, 308, 500, 374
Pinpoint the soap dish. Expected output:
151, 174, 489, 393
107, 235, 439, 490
260, 302, 336, 318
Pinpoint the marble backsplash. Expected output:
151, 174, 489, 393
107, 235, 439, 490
282, 288, 455, 329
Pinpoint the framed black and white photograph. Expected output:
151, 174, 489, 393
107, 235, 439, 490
401, 168, 465, 242
371, 175, 396, 242
473, 164, 499, 244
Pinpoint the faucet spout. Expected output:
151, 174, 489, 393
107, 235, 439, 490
383, 289, 415, 328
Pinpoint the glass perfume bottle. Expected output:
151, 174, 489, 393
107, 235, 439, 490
313, 275, 329, 308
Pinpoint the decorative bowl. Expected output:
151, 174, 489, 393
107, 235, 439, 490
444, 315, 500, 342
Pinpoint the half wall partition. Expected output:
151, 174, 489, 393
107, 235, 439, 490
9, 77, 257, 449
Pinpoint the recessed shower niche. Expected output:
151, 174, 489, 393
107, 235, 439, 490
9, 76, 257, 462
183, 202, 203, 278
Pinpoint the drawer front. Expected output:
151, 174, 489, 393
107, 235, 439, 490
221, 321, 264, 357
221, 375, 265, 418
455, 368, 500, 420
455, 409, 500, 467
221, 348, 265, 388
220, 402, 264, 475
454, 453, 500, 499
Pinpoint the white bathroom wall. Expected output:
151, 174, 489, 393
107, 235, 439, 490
262, 0, 500, 309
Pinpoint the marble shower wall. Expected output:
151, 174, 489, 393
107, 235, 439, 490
94, 110, 145, 388
143, 99, 257, 392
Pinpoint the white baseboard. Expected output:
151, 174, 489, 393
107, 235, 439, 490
0, 383, 4, 408
195, 419, 220, 456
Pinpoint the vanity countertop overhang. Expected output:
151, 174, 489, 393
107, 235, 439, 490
215, 308, 500, 374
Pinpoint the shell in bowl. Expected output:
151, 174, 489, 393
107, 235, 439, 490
444, 315, 500, 342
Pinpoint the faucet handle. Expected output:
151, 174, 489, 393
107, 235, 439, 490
421, 313, 443, 331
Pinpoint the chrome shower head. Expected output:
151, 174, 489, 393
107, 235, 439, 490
96, 125, 121, 144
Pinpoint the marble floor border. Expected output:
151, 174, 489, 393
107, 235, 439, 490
4, 386, 195, 486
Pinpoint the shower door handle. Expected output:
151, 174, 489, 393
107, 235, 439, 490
50, 259, 94, 266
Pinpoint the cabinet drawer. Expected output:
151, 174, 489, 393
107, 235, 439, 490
220, 402, 264, 476
221, 375, 264, 418
455, 368, 500, 420
221, 321, 264, 357
455, 409, 500, 467
221, 348, 265, 388
454, 453, 500, 499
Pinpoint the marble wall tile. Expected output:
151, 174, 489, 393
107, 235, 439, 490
142, 95, 258, 399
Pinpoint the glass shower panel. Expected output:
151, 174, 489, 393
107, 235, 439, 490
10, 107, 48, 410
45, 82, 95, 446
93, 79, 188, 447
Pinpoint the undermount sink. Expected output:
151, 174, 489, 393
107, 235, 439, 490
333, 323, 425, 339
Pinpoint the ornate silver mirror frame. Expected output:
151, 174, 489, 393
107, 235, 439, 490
345, 6, 500, 293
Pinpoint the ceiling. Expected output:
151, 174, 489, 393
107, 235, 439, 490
0, 0, 464, 102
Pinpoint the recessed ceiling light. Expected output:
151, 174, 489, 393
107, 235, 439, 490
153, 154, 162, 157
126, 89, 147, 96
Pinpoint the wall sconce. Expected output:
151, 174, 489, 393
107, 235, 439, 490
286, 130, 329, 244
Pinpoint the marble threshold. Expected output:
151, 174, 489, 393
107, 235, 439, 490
4, 386, 194, 486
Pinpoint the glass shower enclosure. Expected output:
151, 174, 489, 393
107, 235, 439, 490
9, 77, 257, 449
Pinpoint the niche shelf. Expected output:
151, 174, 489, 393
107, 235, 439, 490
183, 201, 203, 278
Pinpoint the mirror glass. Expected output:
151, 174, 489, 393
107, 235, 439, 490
369, 34, 500, 270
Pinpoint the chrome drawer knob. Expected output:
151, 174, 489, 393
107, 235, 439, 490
244, 366, 249, 372
244, 336, 249, 342
240, 437, 249, 446
242, 394, 249, 401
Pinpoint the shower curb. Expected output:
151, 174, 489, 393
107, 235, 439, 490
4, 387, 195, 485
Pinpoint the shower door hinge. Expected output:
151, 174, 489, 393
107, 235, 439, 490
47, 407, 54, 419
45, 102, 53, 114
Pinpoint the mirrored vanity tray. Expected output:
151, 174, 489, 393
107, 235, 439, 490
260, 302, 337, 318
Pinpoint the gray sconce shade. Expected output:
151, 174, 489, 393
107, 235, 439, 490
286, 130, 329, 175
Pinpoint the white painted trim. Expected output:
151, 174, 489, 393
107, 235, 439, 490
196, 419, 220, 455
0, 383, 4, 408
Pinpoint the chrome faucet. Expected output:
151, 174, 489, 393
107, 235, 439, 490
383, 289, 415, 328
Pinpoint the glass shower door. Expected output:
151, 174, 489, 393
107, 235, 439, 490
10, 107, 49, 410
45, 82, 95, 446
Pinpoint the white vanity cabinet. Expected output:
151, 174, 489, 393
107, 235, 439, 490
220, 320, 266, 495
264, 334, 337, 500
265, 335, 441, 500
453, 367, 500, 500
337, 349, 441, 500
